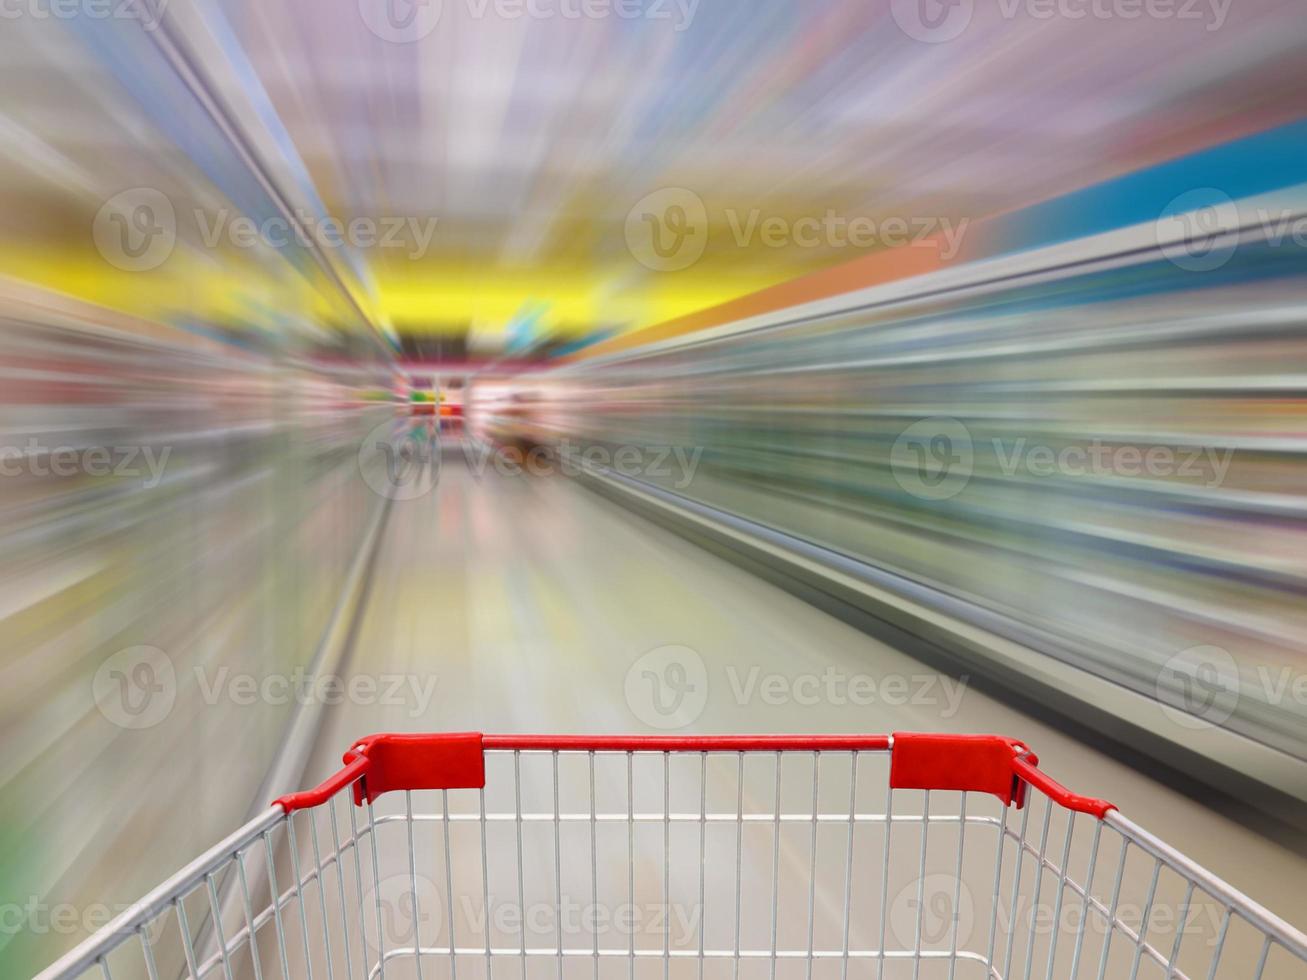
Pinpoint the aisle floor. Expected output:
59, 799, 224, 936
297, 452, 1307, 978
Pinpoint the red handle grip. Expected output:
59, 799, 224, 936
273, 731, 1115, 818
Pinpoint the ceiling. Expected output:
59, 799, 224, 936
1, 0, 1304, 355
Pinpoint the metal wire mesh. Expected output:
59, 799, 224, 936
40, 746, 1307, 980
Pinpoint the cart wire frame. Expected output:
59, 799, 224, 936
32, 733, 1307, 980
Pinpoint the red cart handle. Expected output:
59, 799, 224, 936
274, 731, 1115, 818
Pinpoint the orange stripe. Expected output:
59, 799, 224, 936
570, 241, 947, 362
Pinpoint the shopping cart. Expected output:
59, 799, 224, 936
34, 732, 1307, 980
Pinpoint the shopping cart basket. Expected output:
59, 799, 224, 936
34, 732, 1307, 980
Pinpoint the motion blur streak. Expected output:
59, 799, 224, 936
3, 0, 1307, 976
512, 123, 1307, 784
0, 289, 396, 973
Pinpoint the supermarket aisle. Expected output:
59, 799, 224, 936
293, 449, 1307, 979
